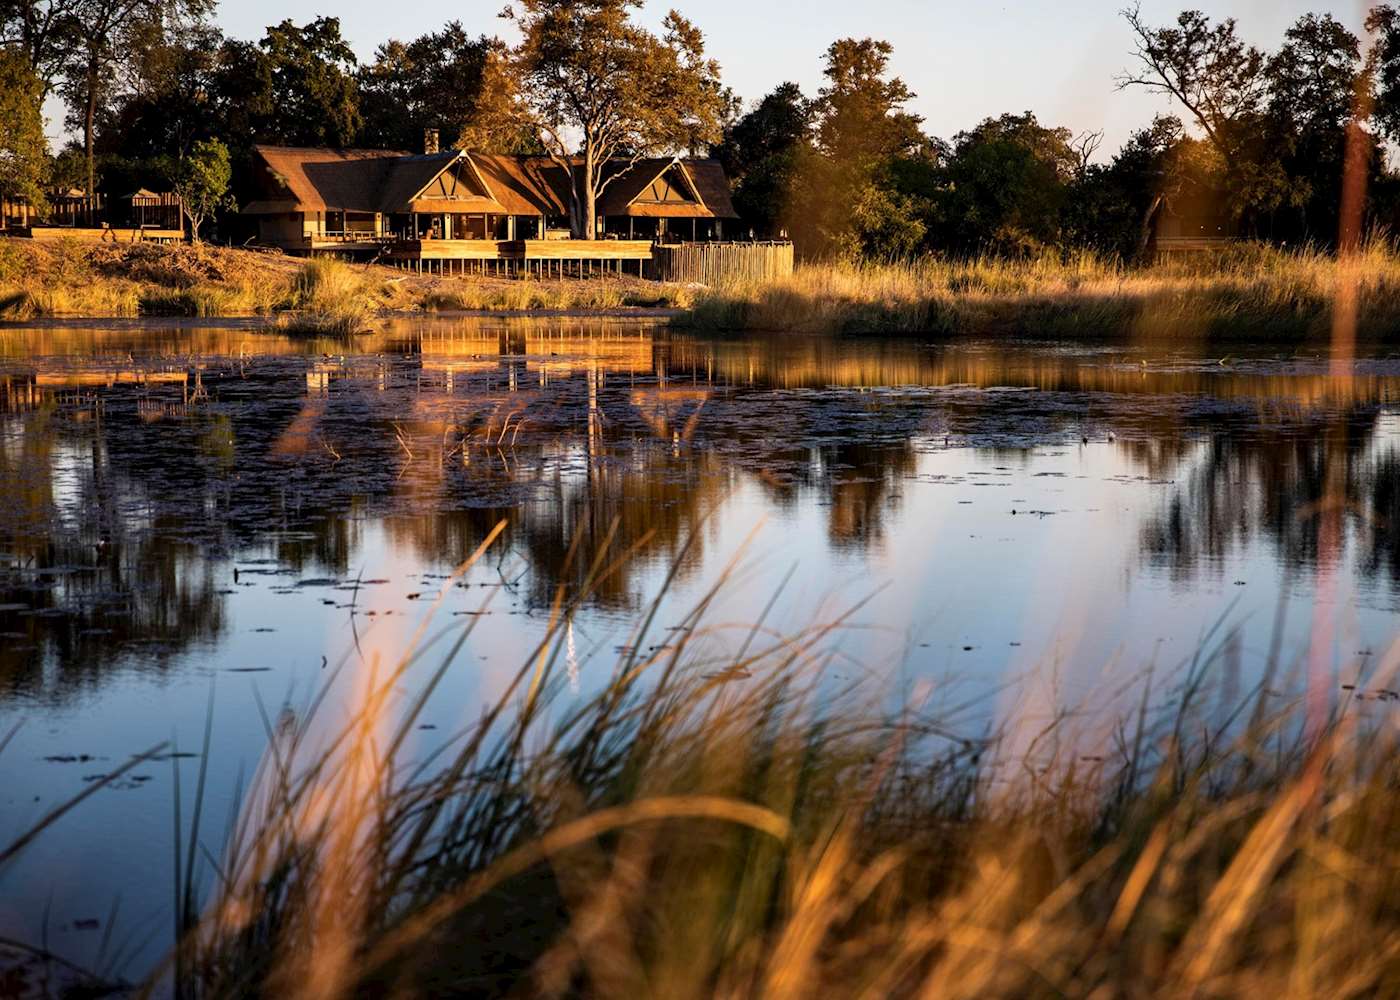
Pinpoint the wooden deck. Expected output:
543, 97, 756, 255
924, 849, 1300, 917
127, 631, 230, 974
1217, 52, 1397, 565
386, 239, 519, 261
11, 226, 184, 244
380, 238, 658, 276
1152, 236, 1238, 258
522, 239, 653, 260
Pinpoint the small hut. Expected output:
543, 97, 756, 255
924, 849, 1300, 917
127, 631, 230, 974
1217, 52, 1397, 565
124, 189, 183, 231
49, 188, 103, 228
0, 196, 33, 232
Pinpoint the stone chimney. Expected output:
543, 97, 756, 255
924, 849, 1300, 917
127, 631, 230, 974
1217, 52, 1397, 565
423, 129, 440, 155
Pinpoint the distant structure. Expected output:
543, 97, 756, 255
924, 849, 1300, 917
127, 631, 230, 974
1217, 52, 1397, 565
239, 138, 781, 280
1148, 186, 1240, 260
0, 187, 184, 244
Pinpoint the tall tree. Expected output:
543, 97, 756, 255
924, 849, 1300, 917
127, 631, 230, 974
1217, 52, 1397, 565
713, 82, 812, 236
359, 24, 533, 152
1118, 6, 1268, 168
501, 0, 728, 238
1365, 5, 1400, 143
792, 37, 932, 258
0, 47, 49, 213
61, 0, 212, 196
213, 17, 361, 153
1119, 6, 1296, 225
813, 39, 924, 166
0, 0, 83, 97
97, 18, 223, 163
1266, 13, 1371, 243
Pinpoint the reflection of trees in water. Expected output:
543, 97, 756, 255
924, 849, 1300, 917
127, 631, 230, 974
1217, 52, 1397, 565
1136, 411, 1398, 584
751, 441, 917, 551
0, 397, 225, 701
10, 322, 1400, 701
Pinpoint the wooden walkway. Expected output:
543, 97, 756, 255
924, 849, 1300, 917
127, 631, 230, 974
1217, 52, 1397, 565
383, 239, 656, 277
376, 239, 794, 283
7, 226, 184, 244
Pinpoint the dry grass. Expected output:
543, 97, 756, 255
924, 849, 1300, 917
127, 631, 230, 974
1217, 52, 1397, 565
0, 241, 693, 327
684, 241, 1400, 341
418, 274, 693, 313
274, 257, 384, 335
0, 239, 298, 320
4, 530, 1396, 998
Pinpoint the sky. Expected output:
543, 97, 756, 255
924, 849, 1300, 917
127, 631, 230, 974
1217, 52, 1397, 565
46, 0, 1376, 156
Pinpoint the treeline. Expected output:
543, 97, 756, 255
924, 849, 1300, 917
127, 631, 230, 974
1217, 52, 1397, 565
4, 1, 1400, 259
720, 10, 1400, 259
0, 8, 516, 205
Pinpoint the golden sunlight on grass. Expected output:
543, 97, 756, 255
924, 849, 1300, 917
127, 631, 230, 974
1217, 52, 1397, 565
683, 240, 1400, 342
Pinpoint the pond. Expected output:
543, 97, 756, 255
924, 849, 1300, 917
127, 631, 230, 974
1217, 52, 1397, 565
2, 315, 1399, 979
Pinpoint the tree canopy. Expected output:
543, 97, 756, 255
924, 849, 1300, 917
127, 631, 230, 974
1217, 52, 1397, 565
0, 47, 49, 213
5, 2, 1400, 258
499, 0, 729, 237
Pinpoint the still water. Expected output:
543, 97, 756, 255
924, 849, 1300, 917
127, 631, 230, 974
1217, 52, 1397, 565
2, 316, 1400, 977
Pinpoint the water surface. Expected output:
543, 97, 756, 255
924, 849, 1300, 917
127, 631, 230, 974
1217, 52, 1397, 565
2, 317, 1399, 978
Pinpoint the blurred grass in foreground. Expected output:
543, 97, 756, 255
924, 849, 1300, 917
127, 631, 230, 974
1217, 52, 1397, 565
2, 527, 1399, 999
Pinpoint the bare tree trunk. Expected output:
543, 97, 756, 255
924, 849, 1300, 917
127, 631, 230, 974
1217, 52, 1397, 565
84, 59, 98, 199
579, 141, 597, 240
1136, 193, 1163, 262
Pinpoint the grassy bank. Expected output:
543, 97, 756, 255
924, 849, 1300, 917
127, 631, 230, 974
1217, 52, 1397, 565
3, 537, 1398, 997
683, 241, 1400, 341
0, 240, 693, 324
10, 238, 1400, 343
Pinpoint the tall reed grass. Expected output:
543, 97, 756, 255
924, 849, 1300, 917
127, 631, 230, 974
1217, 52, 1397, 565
419, 276, 692, 313
3, 526, 1397, 998
684, 240, 1400, 341
275, 258, 382, 335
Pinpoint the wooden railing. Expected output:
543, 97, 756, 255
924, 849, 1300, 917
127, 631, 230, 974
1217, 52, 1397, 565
651, 241, 794, 285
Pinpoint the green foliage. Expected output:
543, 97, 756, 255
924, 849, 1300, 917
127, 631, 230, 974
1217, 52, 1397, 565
938, 113, 1078, 255
0, 47, 48, 213
172, 138, 234, 241
358, 24, 534, 153
216, 18, 361, 151
715, 82, 812, 237
839, 180, 927, 260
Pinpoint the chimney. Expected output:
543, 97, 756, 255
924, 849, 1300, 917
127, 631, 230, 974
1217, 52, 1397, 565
423, 128, 440, 155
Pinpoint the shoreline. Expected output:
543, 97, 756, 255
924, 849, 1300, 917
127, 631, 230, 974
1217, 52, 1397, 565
7, 240, 1400, 343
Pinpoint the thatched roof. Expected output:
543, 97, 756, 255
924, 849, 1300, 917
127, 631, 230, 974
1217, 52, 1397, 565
249, 146, 398, 213
470, 154, 570, 216
244, 146, 738, 219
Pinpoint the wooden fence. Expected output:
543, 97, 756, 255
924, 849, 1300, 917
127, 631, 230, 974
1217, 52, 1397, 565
651, 241, 793, 285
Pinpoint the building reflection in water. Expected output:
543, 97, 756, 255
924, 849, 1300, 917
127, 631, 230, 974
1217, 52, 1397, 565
2, 319, 1400, 709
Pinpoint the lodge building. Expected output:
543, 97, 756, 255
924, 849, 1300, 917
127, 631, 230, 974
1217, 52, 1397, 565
240, 139, 745, 276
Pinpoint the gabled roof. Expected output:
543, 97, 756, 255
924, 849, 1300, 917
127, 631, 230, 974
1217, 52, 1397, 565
683, 160, 739, 219
379, 151, 507, 214
243, 146, 739, 219
598, 159, 697, 213
596, 158, 738, 218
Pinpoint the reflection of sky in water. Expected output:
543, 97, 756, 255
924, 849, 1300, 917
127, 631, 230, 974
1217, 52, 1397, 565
2, 317, 1400, 976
